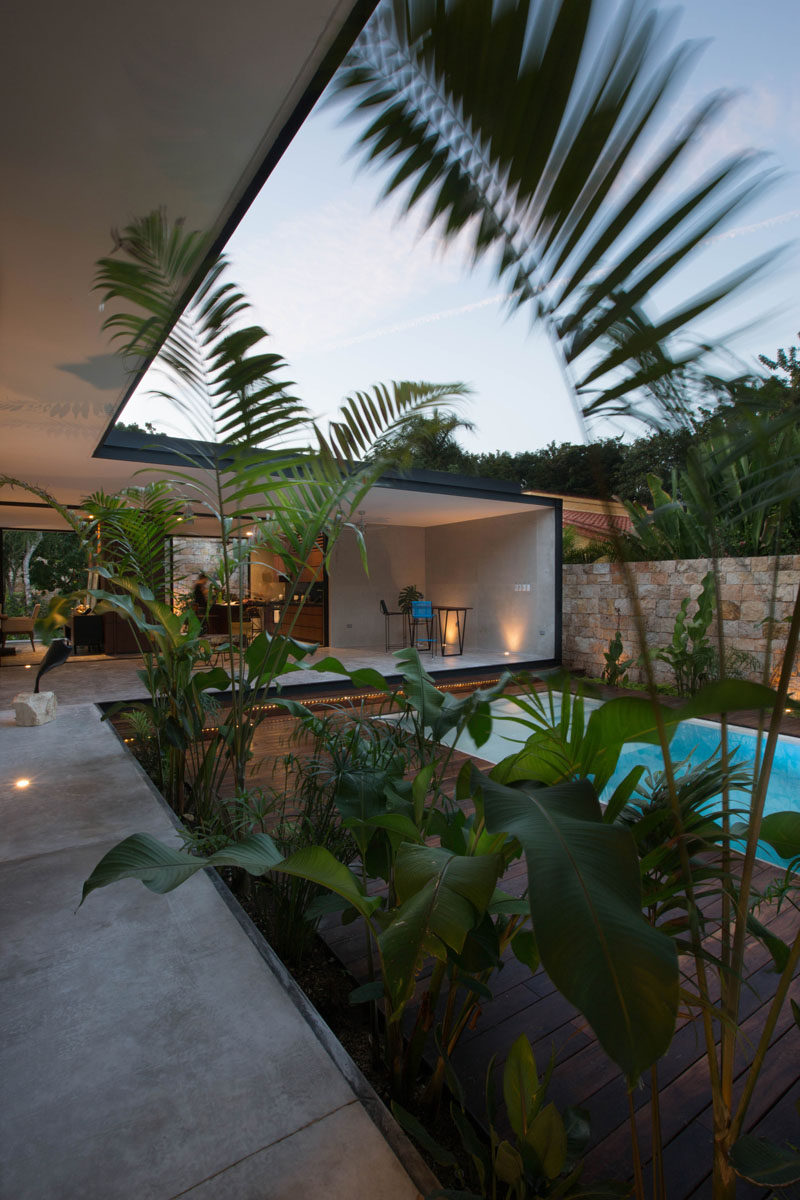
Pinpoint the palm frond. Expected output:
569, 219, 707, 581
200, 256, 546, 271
94, 210, 304, 447
330, 0, 776, 421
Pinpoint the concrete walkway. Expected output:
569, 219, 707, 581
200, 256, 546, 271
0, 702, 431, 1199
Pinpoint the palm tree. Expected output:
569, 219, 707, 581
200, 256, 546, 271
90, 209, 469, 797
370, 406, 475, 470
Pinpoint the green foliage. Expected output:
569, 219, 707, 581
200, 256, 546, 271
601, 629, 633, 686
246, 706, 409, 964
479, 768, 678, 1083
397, 583, 423, 614
647, 573, 757, 696
370, 408, 475, 472
393, 1035, 626, 1198
652, 572, 716, 695
729, 1134, 800, 1187
1, 529, 87, 616
561, 525, 612, 564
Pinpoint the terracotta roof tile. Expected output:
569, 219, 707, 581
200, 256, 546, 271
562, 508, 632, 534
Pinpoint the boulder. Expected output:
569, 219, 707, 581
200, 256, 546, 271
13, 691, 57, 726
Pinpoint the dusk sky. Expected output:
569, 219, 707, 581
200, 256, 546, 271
125, 0, 800, 453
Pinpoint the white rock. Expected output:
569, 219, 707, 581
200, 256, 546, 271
13, 692, 57, 726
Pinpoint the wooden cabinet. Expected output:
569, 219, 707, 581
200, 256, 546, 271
274, 603, 324, 643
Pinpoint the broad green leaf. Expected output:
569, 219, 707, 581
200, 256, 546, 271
393, 646, 444, 726
729, 1134, 800, 1185
488, 890, 530, 916
306, 655, 393, 692
746, 912, 790, 973
412, 763, 436, 826
80, 830, 285, 906
466, 704, 493, 749
275, 846, 378, 920
192, 666, 229, 692
81, 833, 206, 902
394, 844, 499, 910
604, 765, 646, 823
479, 768, 678, 1081
525, 1103, 568, 1181
379, 845, 499, 1011
503, 1034, 540, 1138
390, 1102, 458, 1169
206, 833, 284, 874
511, 927, 539, 972
364, 812, 424, 844
349, 980, 384, 1005
494, 1140, 524, 1186
759, 811, 800, 862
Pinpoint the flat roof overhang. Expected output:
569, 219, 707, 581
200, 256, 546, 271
0, 435, 560, 533
1, 0, 376, 515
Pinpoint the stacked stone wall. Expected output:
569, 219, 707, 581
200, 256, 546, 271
171, 537, 223, 602
562, 556, 800, 694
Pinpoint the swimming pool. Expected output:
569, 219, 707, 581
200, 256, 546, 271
450, 696, 800, 867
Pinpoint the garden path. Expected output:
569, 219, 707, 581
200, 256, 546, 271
0, 701, 433, 1199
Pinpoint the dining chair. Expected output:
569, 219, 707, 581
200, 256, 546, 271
0, 603, 40, 650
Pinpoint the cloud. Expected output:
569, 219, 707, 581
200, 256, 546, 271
228, 195, 469, 356
314, 291, 510, 353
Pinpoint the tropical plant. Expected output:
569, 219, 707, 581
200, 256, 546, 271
652, 572, 717, 696
244, 703, 411, 964
61, 0, 800, 1188
81, 648, 527, 1105
370, 407, 476, 472
88, 209, 467, 803
393, 1033, 625, 1199
601, 628, 633, 686
647, 572, 758, 696
398, 583, 423, 614
561, 525, 612, 565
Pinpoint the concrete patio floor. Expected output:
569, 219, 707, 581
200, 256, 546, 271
0, 640, 535, 710
0, 699, 433, 1198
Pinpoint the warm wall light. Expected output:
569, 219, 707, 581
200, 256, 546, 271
15, 778, 31, 789
24, 664, 31, 669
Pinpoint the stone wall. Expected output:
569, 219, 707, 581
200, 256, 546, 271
562, 556, 800, 694
171, 537, 223, 602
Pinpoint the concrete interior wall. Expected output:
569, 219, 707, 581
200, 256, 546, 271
426, 509, 556, 657
327, 525, 427, 648
328, 508, 557, 657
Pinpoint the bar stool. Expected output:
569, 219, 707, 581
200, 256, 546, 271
410, 600, 436, 655
380, 599, 405, 652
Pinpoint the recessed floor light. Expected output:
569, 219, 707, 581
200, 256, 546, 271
15, 778, 31, 789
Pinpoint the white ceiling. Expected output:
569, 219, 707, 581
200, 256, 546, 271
0, 1, 555, 538
0, 0, 370, 516
357, 485, 547, 527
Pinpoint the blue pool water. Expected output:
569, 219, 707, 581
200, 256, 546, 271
451, 697, 800, 867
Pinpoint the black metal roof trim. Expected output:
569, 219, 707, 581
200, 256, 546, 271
95, 431, 561, 509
